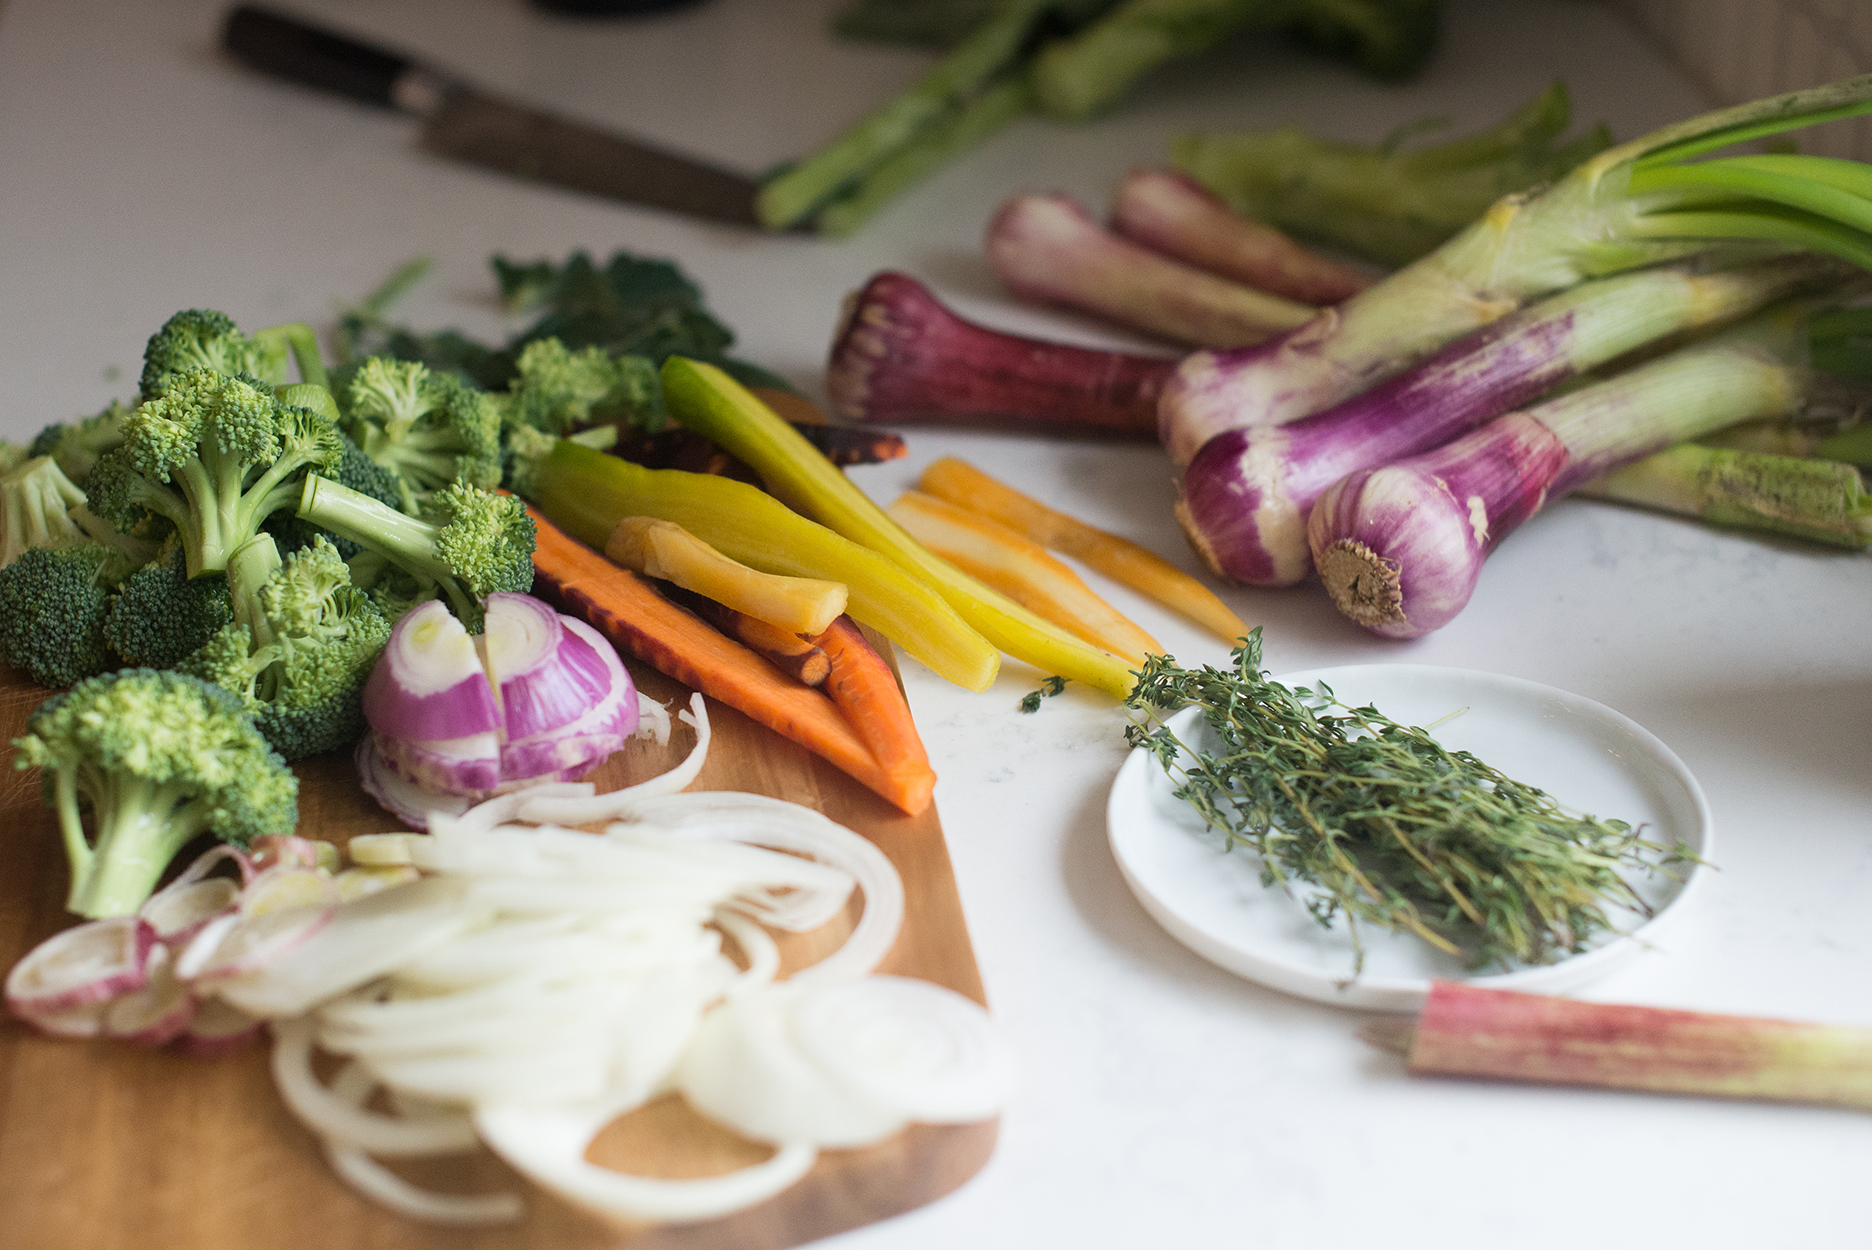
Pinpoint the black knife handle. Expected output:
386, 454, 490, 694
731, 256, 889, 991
222, 5, 422, 110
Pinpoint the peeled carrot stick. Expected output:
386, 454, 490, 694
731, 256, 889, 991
527, 504, 934, 815
917, 457, 1249, 645
810, 616, 935, 816
887, 489, 1161, 666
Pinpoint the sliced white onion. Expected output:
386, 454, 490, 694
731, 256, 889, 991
241, 867, 341, 918
333, 865, 421, 902
477, 1096, 817, 1225
324, 1143, 525, 1226
713, 909, 780, 997
676, 985, 907, 1148
789, 976, 1012, 1125
363, 600, 502, 741
5, 916, 155, 1015
634, 692, 672, 744
179, 903, 333, 986
270, 1018, 481, 1157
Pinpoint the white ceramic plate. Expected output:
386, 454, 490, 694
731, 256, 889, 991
1108, 665, 1712, 1012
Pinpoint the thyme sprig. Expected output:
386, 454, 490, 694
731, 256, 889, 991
1123, 630, 1693, 973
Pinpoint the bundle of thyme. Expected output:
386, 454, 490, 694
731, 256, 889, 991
1123, 631, 1692, 972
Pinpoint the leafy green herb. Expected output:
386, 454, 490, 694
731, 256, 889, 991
1018, 674, 1068, 712
1123, 630, 1691, 973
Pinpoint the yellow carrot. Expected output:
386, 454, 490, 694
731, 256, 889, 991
918, 456, 1249, 644
660, 358, 1140, 698
888, 490, 1160, 666
605, 516, 848, 635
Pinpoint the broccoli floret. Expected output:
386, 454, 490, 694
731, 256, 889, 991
138, 309, 286, 402
11, 668, 298, 918
85, 369, 344, 578
294, 475, 534, 630
182, 534, 390, 761
28, 402, 130, 486
501, 338, 663, 435
104, 541, 234, 669
0, 544, 117, 688
341, 357, 503, 513
1, 455, 89, 568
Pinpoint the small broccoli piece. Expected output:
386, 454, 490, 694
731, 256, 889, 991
28, 402, 130, 486
183, 534, 390, 761
85, 369, 344, 578
341, 357, 503, 514
1, 455, 90, 567
138, 309, 287, 402
295, 475, 534, 630
0, 544, 117, 687
12, 668, 298, 918
104, 542, 234, 669
501, 338, 664, 435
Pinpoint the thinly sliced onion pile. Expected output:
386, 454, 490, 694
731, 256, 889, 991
6, 690, 1011, 1229
359, 594, 644, 829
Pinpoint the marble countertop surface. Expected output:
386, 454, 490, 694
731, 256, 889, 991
2, 0, 1867, 1245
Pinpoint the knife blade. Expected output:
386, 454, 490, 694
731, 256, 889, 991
221, 4, 765, 227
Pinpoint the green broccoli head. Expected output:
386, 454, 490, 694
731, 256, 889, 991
27, 401, 130, 487
342, 357, 503, 512
12, 668, 298, 917
502, 338, 664, 436
138, 309, 286, 402
294, 474, 534, 631
0, 544, 117, 688
1, 455, 90, 568
85, 369, 344, 577
103, 541, 234, 670
184, 535, 390, 761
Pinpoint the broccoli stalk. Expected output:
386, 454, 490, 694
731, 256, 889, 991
183, 533, 390, 760
342, 357, 503, 514
1, 455, 89, 568
84, 369, 344, 578
294, 475, 535, 630
12, 669, 299, 918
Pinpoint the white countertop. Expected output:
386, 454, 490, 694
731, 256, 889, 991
3, 1, 1868, 1246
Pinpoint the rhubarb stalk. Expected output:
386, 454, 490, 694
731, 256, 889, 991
1177, 254, 1839, 587
988, 192, 1315, 348
1380, 981, 1872, 1111
826, 272, 1175, 436
1309, 306, 1872, 637
1110, 167, 1373, 306
1158, 75, 1872, 467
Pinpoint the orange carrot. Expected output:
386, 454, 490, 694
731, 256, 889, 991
527, 505, 934, 815
809, 616, 935, 815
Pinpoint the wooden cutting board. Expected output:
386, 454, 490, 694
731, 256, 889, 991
0, 661, 996, 1250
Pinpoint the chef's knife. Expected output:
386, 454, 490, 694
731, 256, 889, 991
221, 4, 764, 227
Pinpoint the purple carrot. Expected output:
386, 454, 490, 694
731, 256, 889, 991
1309, 306, 1872, 637
825, 271, 1177, 437
1110, 167, 1375, 307
987, 191, 1316, 348
1174, 255, 1841, 587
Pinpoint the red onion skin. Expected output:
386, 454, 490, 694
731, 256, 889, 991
497, 617, 637, 786
362, 602, 501, 743
486, 594, 617, 743
1307, 415, 1570, 638
826, 271, 1175, 437
1177, 310, 1580, 586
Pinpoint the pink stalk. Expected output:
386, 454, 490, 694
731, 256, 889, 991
987, 192, 1316, 348
1381, 981, 1872, 1110
825, 271, 1177, 437
1110, 168, 1375, 307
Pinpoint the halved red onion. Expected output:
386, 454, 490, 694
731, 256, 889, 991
363, 600, 502, 743
174, 997, 267, 1057
104, 949, 195, 1047
498, 626, 636, 786
5, 916, 156, 1017
483, 593, 616, 742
